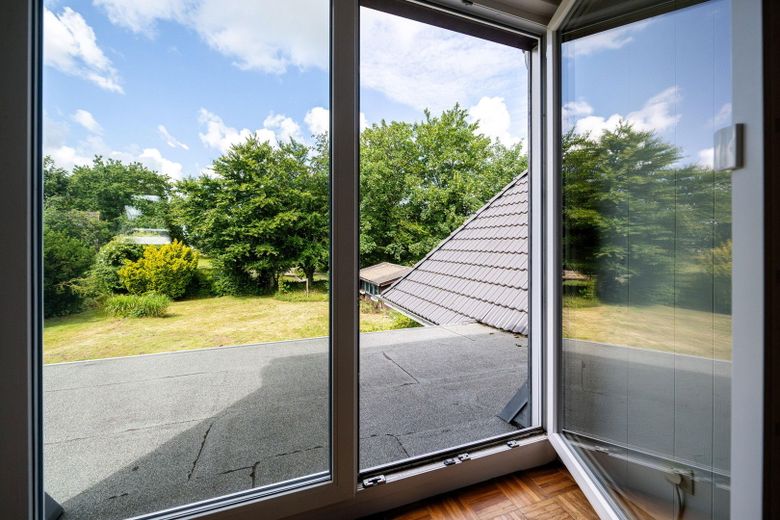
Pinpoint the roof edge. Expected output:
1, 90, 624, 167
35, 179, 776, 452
383, 170, 529, 296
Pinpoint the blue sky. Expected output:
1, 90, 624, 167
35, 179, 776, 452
42, 1, 528, 179
43, 0, 728, 180
563, 0, 731, 168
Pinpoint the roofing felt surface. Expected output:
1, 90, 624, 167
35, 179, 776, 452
359, 262, 413, 285
44, 324, 527, 520
382, 172, 529, 335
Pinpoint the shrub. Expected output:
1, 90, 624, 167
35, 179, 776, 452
391, 311, 421, 329
104, 293, 171, 318
118, 240, 198, 299
43, 229, 95, 317
83, 238, 145, 297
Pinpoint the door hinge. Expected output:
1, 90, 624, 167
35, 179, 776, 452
443, 453, 471, 466
362, 475, 386, 488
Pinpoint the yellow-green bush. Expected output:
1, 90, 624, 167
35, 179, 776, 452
118, 240, 198, 299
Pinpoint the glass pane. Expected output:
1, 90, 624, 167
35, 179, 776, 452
42, 2, 331, 518
358, 6, 531, 471
561, 1, 732, 518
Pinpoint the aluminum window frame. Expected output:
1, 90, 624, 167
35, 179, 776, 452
356, 0, 547, 480
544, 2, 766, 520
0, 1, 556, 519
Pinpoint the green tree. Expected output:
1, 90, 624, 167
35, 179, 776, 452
43, 229, 94, 317
359, 105, 527, 266
561, 123, 732, 307
68, 157, 172, 231
174, 138, 328, 294
43, 156, 70, 202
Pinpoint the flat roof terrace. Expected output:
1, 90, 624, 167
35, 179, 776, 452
44, 323, 528, 520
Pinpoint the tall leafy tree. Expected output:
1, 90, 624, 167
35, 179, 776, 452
561, 123, 731, 307
359, 105, 527, 266
68, 157, 172, 231
174, 137, 329, 294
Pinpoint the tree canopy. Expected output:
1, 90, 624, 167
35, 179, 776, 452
359, 105, 527, 266
561, 123, 732, 310
173, 138, 329, 293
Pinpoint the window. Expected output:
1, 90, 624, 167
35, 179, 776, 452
358, 3, 536, 473
42, 2, 333, 518
0, 1, 762, 519
560, 1, 733, 517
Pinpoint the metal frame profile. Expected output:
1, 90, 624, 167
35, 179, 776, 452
2, 0, 764, 518
0, 1, 553, 519
543, 2, 766, 520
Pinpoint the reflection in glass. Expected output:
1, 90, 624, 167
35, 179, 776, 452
561, 1, 732, 518
42, 2, 330, 518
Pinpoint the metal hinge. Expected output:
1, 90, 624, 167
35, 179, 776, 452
362, 475, 386, 488
443, 453, 471, 466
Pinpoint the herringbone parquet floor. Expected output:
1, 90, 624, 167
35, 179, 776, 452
368, 462, 598, 520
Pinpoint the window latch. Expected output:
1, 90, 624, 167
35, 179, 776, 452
362, 475, 386, 488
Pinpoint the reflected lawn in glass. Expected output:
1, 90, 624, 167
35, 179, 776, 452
563, 301, 732, 360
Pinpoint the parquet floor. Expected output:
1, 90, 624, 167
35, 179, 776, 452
367, 462, 598, 520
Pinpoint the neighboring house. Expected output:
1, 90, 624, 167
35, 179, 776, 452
126, 228, 172, 246
382, 172, 529, 335
359, 262, 412, 297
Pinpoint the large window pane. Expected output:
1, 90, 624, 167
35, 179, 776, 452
358, 6, 532, 471
42, 2, 330, 518
561, 1, 732, 518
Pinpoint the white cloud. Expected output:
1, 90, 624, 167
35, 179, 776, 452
626, 87, 681, 133
712, 102, 732, 128
43, 7, 123, 93
562, 100, 594, 122
94, 0, 328, 74
468, 97, 519, 145
360, 9, 525, 114
564, 21, 650, 58
303, 106, 368, 136
565, 86, 681, 137
263, 114, 302, 143
698, 147, 714, 168
198, 109, 259, 152
304, 107, 329, 136
72, 109, 102, 134
93, 0, 191, 36
43, 114, 183, 177
198, 108, 314, 153
158, 125, 190, 150
138, 148, 184, 179
49, 145, 93, 171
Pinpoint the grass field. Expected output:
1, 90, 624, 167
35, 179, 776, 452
563, 298, 732, 360
44, 293, 416, 364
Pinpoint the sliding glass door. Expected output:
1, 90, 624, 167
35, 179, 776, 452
559, 1, 733, 518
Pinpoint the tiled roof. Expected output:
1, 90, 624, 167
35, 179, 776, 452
360, 262, 412, 286
382, 172, 529, 335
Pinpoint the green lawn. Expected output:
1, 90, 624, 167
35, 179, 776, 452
44, 294, 415, 364
563, 299, 732, 360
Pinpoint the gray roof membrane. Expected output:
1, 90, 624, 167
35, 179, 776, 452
382, 172, 529, 335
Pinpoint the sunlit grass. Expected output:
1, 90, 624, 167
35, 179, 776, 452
563, 299, 732, 360
44, 294, 413, 364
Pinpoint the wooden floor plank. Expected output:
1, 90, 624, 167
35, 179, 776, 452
365, 462, 596, 520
